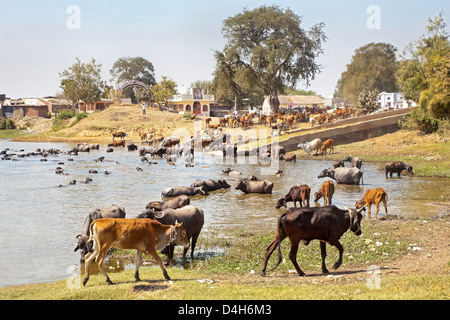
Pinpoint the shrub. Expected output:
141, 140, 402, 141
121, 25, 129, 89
0, 118, 5, 130
5, 119, 15, 129
399, 107, 442, 134
56, 109, 75, 120
76, 111, 87, 121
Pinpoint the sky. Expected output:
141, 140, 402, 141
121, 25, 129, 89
0, 0, 448, 99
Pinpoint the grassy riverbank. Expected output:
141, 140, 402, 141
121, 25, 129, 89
293, 130, 450, 178
1, 214, 449, 300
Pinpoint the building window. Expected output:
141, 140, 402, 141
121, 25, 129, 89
185, 105, 191, 112
202, 104, 208, 112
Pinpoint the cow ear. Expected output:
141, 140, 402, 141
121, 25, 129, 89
76, 234, 82, 240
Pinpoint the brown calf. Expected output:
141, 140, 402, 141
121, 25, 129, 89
107, 140, 125, 147
355, 188, 388, 219
321, 139, 334, 155
314, 180, 335, 205
83, 218, 189, 286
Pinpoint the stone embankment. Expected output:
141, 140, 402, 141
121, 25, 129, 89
274, 108, 411, 152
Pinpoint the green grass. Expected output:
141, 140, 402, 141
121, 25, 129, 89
0, 129, 28, 139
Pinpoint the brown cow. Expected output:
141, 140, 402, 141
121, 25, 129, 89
320, 139, 334, 155
82, 218, 189, 286
107, 140, 125, 147
276, 185, 310, 209
355, 188, 388, 219
112, 131, 128, 141
314, 180, 335, 205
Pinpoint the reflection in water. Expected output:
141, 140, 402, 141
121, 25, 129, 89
0, 140, 447, 287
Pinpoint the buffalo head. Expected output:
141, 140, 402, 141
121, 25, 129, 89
317, 168, 333, 179
275, 197, 287, 209
74, 235, 92, 262
406, 165, 414, 174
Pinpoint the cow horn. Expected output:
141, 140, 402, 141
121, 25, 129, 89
356, 207, 366, 214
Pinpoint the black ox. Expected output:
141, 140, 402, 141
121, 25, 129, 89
261, 205, 365, 277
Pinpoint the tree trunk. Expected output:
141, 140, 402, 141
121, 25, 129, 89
269, 88, 280, 114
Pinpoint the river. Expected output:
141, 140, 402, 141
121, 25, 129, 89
0, 139, 447, 287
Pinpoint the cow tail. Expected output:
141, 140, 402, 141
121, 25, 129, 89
86, 221, 97, 253
270, 211, 287, 271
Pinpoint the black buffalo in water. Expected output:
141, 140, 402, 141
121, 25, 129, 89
145, 195, 190, 211
161, 186, 208, 198
261, 205, 365, 277
136, 205, 204, 260
385, 161, 414, 177
318, 167, 363, 185
74, 205, 126, 262
190, 179, 231, 192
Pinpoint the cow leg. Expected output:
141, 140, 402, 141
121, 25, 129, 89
288, 238, 306, 276
383, 199, 388, 216
320, 241, 329, 274
83, 238, 99, 286
147, 249, 171, 280
367, 204, 372, 219
261, 233, 286, 276
135, 251, 142, 282
332, 240, 344, 270
375, 201, 380, 219
97, 245, 113, 285
188, 235, 198, 259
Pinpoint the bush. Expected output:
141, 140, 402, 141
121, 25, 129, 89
5, 119, 15, 129
56, 109, 75, 120
0, 118, 15, 130
399, 107, 441, 134
76, 111, 87, 121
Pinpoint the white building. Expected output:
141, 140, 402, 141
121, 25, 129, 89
377, 92, 416, 110
167, 88, 214, 117
261, 95, 324, 115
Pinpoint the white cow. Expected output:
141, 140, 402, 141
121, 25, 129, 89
297, 138, 322, 155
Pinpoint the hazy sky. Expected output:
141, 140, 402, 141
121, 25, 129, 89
0, 0, 448, 99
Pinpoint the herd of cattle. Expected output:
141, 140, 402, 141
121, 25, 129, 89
1, 129, 415, 287
64, 133, 415, 287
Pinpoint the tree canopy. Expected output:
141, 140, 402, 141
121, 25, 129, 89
334, 42, 399, 104
397, 11, 449, 119
214, 5, 326, 114
153, 76, 177, 108
59, 58, 105, 105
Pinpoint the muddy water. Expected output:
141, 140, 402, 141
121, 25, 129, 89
0, 140, 448, 287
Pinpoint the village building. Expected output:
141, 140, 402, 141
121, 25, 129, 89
39, 97, 73, 114
261, 95, 324, 115
377, 92, 415, 109
77, 99, 115, 113
167, 88, 214, 117
1, 98, 50, 118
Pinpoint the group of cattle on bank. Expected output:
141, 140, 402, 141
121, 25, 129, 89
70, 133, 414, 287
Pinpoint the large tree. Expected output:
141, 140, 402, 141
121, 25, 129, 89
153, 76, 177, 108
397, 11, 449, 119
334, 42, 399, 104
214, 5, 326, 114
59, 58, 105, 105
110, 56, 156, 103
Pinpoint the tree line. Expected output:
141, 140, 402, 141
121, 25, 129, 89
59, 5, 448, 134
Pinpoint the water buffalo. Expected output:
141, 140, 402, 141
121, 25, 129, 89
190, 179, 231, 192
74, 205, 126, 262
261, 205, 365, 277
276, 185, 311, 208
145, 195, 190, 211
343, 155, 362, 169
161, 186, 208, 198
136, 205, 204, 260
318, 167, 363, 185
235, 179, 274, 194
385, 161, 413, 177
